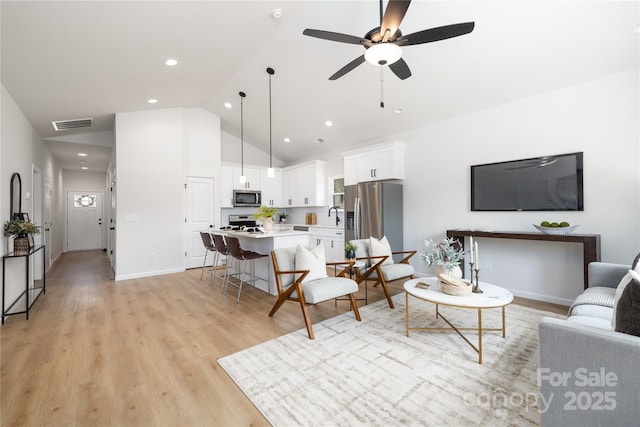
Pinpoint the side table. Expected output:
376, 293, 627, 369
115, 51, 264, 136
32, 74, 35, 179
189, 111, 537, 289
2, 245, 46, 324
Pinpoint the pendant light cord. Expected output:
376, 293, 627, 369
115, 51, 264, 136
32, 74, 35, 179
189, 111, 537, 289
267, 67, 275, 172
380, 67, 385, 108
269, 70, 273, 169
239, 91, 246, 177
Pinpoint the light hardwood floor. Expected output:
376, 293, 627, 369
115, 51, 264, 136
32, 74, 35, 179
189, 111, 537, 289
1, 251, 567, 426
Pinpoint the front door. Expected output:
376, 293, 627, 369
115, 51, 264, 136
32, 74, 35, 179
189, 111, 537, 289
67, 191, 104, 251
185, 177, 215, 269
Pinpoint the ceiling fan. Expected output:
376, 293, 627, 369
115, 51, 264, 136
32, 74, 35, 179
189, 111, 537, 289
303, 0, 475, 81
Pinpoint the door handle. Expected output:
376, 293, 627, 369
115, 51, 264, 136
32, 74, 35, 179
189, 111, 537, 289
110, 227, 115, 230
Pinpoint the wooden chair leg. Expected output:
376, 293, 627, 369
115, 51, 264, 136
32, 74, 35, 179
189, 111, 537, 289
379, 278, 394, 309
269, 295, 288, 317
348, 294, 362, 321
299, 299, 315, 340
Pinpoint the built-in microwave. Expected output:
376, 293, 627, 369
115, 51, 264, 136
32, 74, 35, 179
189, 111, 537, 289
233, 190, 262, 207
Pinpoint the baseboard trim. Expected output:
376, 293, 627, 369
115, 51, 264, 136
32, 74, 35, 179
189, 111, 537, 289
115, 267, 185, 281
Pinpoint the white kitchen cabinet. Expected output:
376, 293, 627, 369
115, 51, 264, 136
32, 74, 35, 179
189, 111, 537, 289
343, 155, 357, 186
342, 140, 405, 184
232, 166, 261, 190
308, 227, 345, 262
283, 160, 327, 207
260, 168, 283, 207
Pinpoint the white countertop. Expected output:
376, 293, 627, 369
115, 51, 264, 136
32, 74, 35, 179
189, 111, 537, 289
220, 229, 309, 239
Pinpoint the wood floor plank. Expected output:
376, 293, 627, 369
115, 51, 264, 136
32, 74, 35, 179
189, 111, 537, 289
1, 251, 567, 426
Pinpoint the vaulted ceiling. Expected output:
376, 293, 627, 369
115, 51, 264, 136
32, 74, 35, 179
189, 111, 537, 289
2, 1, 638, 171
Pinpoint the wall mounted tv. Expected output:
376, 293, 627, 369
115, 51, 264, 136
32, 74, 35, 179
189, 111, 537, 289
471, 152, 583, 211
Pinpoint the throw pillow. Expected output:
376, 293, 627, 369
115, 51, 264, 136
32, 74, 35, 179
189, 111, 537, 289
612, 269, 640, 335
295, 244, 328, 283
369, 236, 393, 266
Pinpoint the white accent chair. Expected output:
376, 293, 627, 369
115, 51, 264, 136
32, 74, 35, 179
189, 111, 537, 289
269, 246, 362, 340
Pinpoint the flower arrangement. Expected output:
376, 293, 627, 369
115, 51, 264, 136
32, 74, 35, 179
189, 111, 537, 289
4, 219, 40, 237
278, 212, 289, 223
420, 237, 464, 271
252, 205, 278, 220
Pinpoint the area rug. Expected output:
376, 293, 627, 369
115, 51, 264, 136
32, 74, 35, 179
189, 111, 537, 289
218, 293, 564, 427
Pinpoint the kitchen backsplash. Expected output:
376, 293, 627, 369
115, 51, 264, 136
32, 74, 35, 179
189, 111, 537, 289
221, 206, 343, 228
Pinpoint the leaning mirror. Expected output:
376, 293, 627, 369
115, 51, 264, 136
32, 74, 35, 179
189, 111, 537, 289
10, 172, 22, 220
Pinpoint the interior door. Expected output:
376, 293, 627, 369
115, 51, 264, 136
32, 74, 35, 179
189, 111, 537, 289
43, 176, 53, 269
185, 177, 215, 269
67, 191, 104, 251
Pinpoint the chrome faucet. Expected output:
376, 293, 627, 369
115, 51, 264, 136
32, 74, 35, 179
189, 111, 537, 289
328, 206, 341, 227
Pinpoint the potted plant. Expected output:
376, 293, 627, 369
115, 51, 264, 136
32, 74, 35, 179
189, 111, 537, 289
344, 242, 358, 260
253, 205, 278, 231
4, 219, 40, 255
420, 237, 465, 278
278, 212, 288, 224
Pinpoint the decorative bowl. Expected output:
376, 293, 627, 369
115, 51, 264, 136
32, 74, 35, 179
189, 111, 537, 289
533, 224, 579, 235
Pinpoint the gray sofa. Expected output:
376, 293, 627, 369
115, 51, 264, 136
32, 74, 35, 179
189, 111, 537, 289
538, 262, 640, 426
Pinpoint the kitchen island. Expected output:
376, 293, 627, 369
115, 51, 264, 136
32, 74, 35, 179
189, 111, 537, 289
217, 228, 309, 295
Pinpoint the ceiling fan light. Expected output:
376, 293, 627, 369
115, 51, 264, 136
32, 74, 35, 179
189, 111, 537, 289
364, 43, 402, 66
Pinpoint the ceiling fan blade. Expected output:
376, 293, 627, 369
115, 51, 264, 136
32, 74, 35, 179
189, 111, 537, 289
380, 0, 411, 40
329, 55, 366, 80
397, 22, 475, 46
303, 29, 366, 45
388, 58, 411, 80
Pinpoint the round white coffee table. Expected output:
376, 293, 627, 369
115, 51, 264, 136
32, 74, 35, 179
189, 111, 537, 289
404, 277, 514, 364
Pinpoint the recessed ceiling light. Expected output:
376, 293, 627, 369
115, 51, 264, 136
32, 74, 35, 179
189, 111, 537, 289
283, 137, 291, 143
394, 107, 404, 114
147, 98, 158, 104
325, 120, 333, 127
224, 102, 232, 109
77, 153, 88, 157
81, 167, 88, 170
165, 58, 178, 66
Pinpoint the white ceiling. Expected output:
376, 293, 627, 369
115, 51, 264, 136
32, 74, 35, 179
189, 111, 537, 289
2, 1, 638, 171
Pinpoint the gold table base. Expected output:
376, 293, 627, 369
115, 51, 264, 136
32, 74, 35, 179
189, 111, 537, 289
405, 291, 507, 364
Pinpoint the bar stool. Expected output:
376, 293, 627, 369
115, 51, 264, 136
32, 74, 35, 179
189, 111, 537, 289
224, 236, 267, 303
199, 231, 216, 281
210, 233, 230, 290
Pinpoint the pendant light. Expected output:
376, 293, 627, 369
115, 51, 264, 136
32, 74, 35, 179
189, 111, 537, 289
239, 91, 247, 184
266, 67, 275, 178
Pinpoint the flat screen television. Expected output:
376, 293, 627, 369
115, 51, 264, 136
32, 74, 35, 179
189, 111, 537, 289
471, 152, 583, 211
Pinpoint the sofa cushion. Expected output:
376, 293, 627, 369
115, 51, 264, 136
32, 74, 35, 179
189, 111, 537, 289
614, 270, 640, 336
569, 286, 615, 317
567, 315, 612, 330
570, 304, 613, 321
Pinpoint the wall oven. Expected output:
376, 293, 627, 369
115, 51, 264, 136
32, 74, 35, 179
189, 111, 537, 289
233, 190, 262, 207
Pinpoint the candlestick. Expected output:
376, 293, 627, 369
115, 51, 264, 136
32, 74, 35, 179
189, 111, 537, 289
472, 268, 483, 293
468, 261, 475, 286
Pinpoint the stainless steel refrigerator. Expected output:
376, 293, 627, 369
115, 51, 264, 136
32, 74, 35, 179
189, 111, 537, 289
345, 182, 403, 258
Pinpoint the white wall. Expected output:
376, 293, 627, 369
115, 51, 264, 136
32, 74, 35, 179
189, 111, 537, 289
115, 108, 186, 280
311, 69, 638, 305
114, 107, 221, 280
1, 84, 64, 316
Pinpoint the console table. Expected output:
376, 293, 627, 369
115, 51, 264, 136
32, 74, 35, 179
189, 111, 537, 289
2, 245, 46, 324
446, 230, 600, 289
